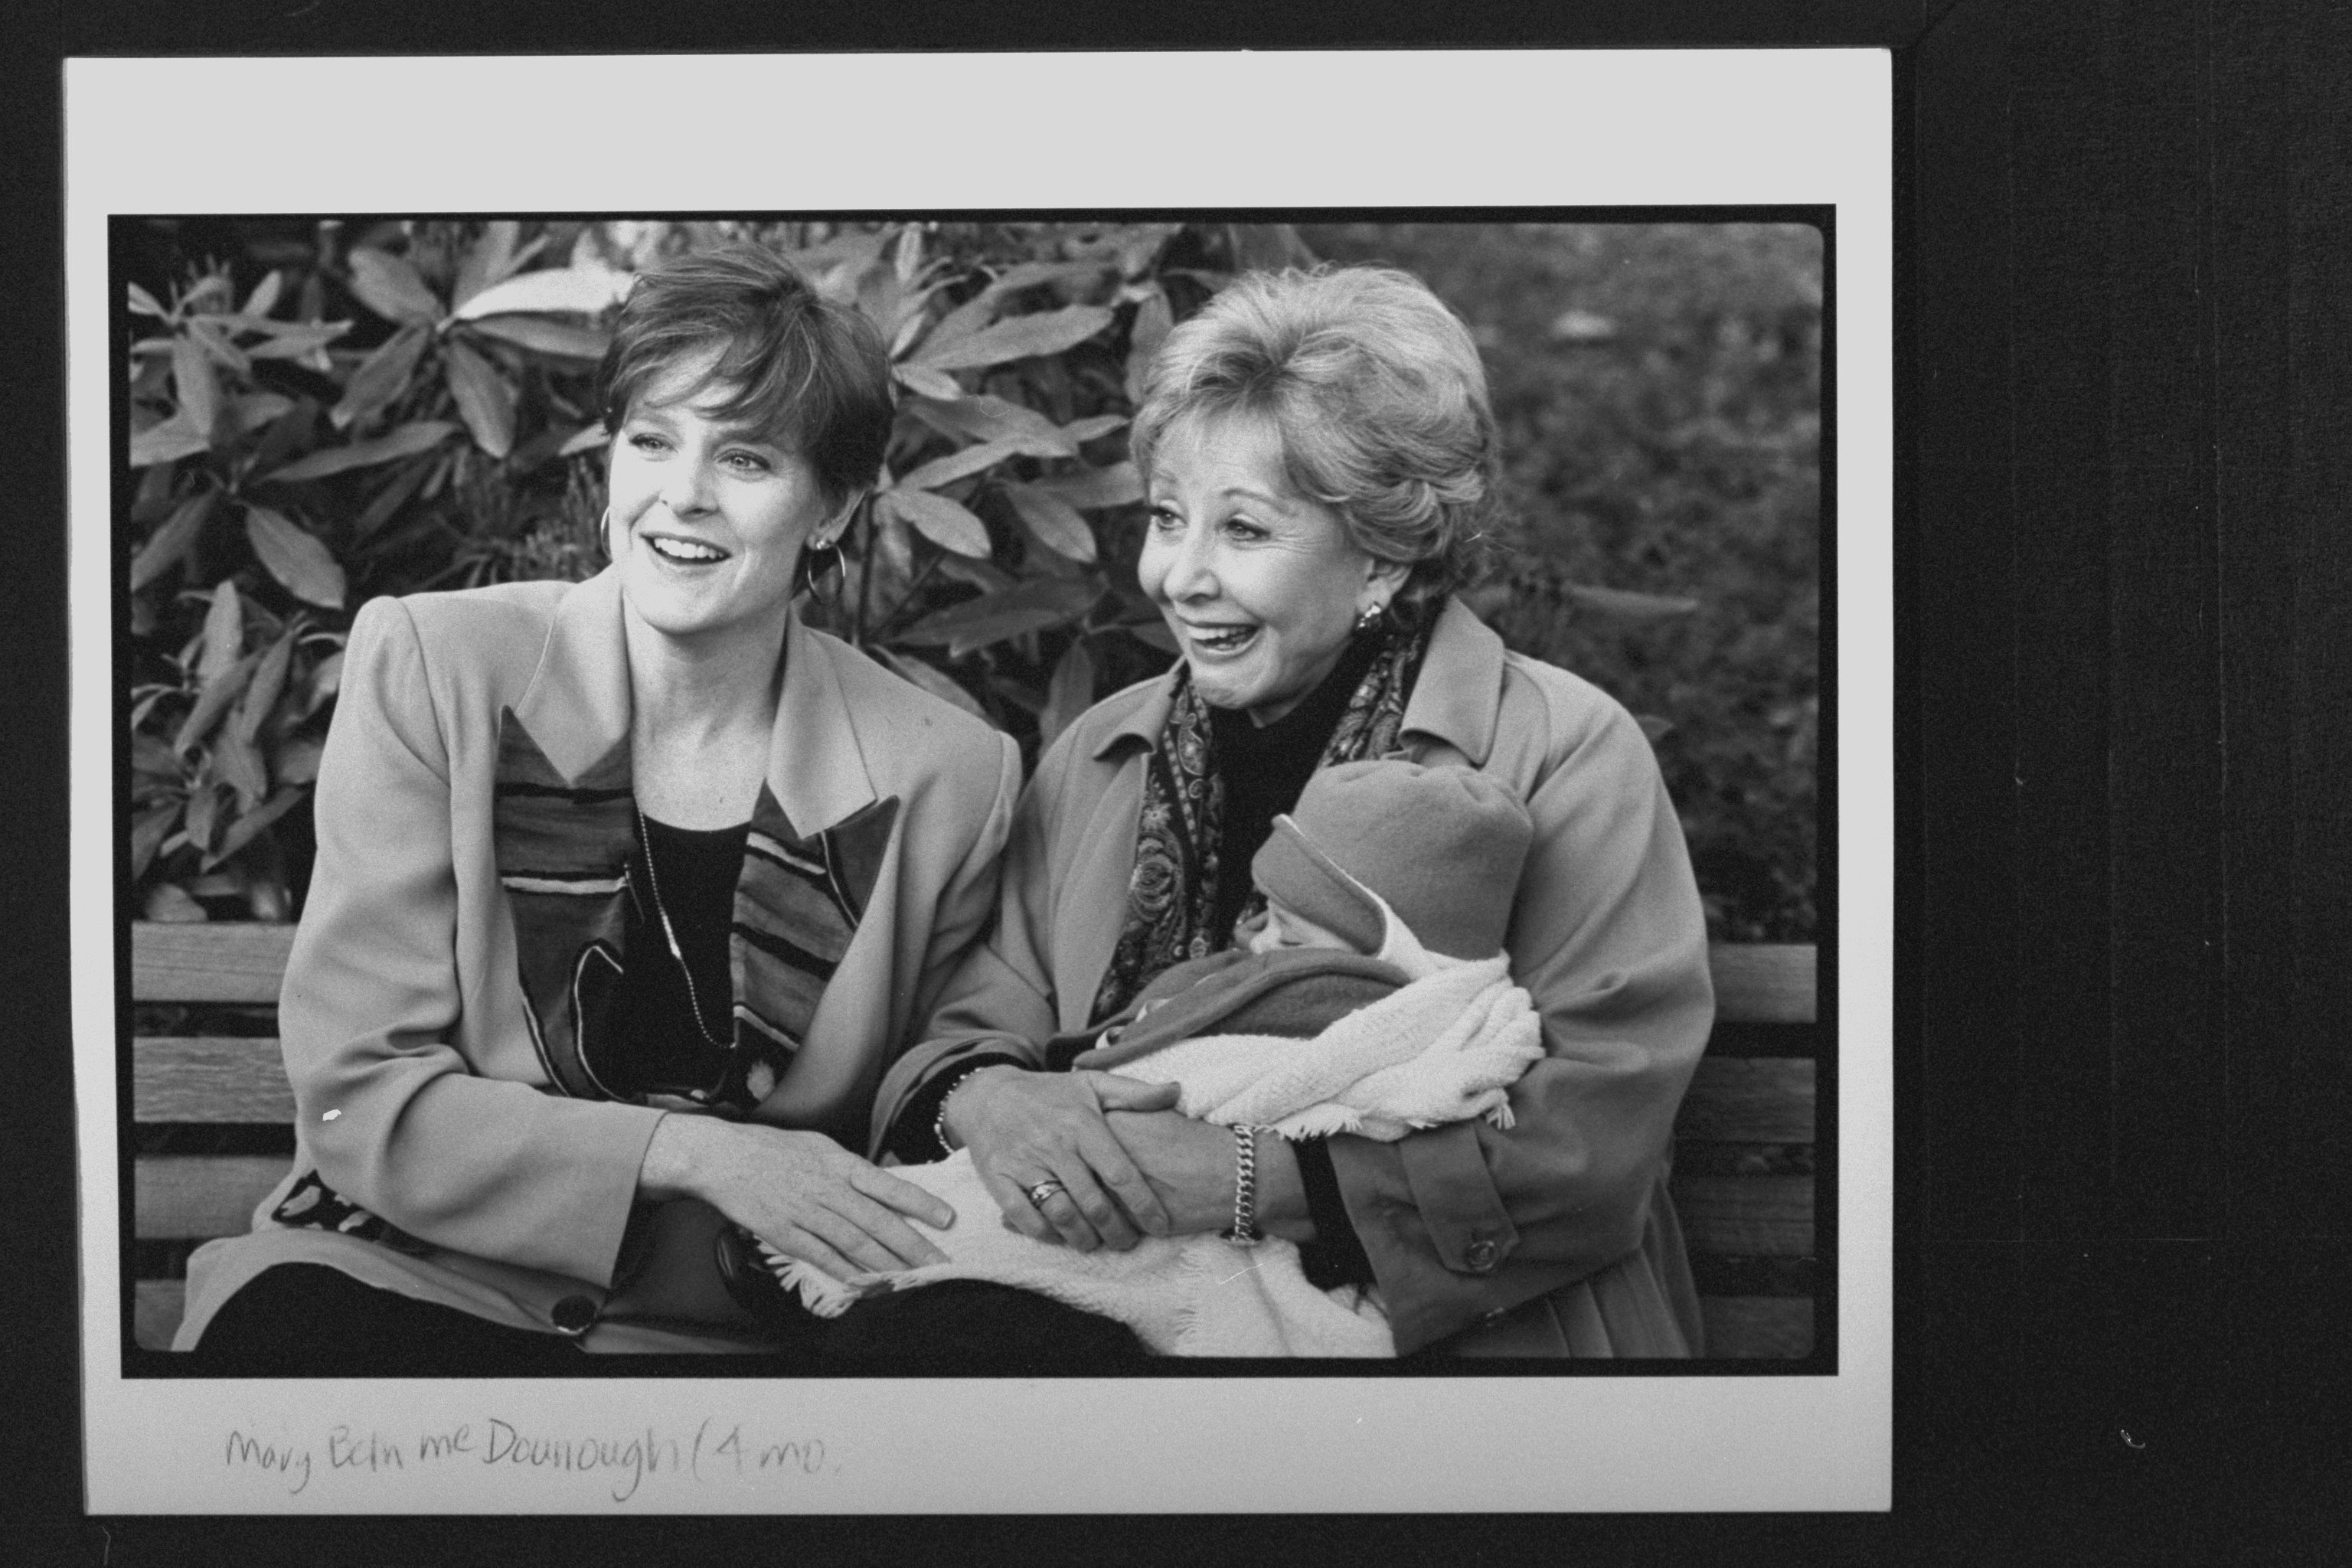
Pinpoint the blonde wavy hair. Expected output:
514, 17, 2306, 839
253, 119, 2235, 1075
1131, 265, 1502, 611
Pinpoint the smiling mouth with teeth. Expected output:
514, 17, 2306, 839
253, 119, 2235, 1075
1186, 623, 1258, 652
647, 536, 727, 564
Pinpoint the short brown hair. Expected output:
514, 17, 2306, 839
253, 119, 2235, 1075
1132, 266, 1501, 608
597, 243, 893, 507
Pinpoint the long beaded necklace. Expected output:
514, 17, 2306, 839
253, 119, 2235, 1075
632, 802, 730, 1052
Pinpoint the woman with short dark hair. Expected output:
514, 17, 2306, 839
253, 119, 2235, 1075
877, 265, 1713, 1357
177, 243, 1029, 1368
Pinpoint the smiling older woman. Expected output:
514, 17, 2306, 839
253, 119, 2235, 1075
174, 245, 1031, 1370
873, 265, 1715, 1359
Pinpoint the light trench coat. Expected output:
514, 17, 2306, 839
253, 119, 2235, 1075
175, 568, 1020, 1353
879, 599, 1715, 1357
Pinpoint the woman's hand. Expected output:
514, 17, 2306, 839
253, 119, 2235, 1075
942, 1065, 1180, 1251
640, 1114, 956, 1281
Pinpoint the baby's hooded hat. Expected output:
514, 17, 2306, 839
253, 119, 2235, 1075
1250, 759, 1534, 961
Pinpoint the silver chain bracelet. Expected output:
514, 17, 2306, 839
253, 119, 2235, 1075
1225, 1123, 1265, 1246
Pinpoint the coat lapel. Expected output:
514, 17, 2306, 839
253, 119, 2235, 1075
725, 614, 897, 1099
495, 572, 639, 1099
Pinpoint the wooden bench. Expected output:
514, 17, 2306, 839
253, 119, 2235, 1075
129, 923, 1821, 1357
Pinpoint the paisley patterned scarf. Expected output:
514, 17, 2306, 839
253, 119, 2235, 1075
1089, 611, 1438, 1024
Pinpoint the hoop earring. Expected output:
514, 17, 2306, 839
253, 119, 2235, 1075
598, 506, 616, 567
800, 533, 845, 609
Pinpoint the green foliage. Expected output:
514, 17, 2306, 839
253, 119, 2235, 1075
124, 218, 1818, 942
1302, 224, 1821, 940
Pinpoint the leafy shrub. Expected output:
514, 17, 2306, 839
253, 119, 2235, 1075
123, 218, 1817, 941
1301, 224, 1821, 941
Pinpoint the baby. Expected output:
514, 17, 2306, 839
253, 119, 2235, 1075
1055, 757, 1537, 1105
729, 758, 1546, 1356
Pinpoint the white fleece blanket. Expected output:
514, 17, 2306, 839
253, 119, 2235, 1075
768, 940, 1544, 1357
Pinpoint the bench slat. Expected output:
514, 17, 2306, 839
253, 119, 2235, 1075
132, 923, 296, 1006
132, 1037, 294, 1122
1668, 1174, 1814, 1257
135, 1155, 286, 1240
1704, 942, 1817, 1025
1674, 1058, 1815, 1144
1699, 1295, 1815, 1359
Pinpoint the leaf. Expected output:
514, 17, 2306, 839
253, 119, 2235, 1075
243, 321, 352, 361
212, 724, 270, 808
985, 259, 1113, 299
264, 420, 456, 484
898, 579, 1103, 658
185, 315, 252, 374
1033, 461, 1142, 511
205, 784, 309, 869
911, 304, 1114, 372
869, 647, 988, 720
452, 220, 524, 311
245, 505, 347, 607
1039, 639, 1096, 751
129, 413, 211, 469
176, 653, 256, 754
882, 488, 992, 559
235, 630, 295, 743
914, 292, 998, 361
129, 491, 217, 592
908, 394, 1073, 456
198, 580, 243, 684
1125, 287, 1173, 404
351, 455, 433, 541
467, 314, 611, 361
127, 282, 166, 318
347, 247, 445, 325
298, 649, 344, 717
452, 266, 632, 322
891, 362, 964, 401
273, 735, 325, 786
1003, 482, 1097, 564
894, 437, 1029, 494
1059, 413, 1129, 445
442, 338, 517, 459
557, 423, 612, 457
331, 322, 431, 429
131, 801, 181, 884
229, 392, 294, 436
143, 882, 209, 923
242, 270, 284, 318
1558, 582, 1702, 619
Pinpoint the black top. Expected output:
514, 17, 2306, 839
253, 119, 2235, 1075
612, 815, 747, 1104
1206, 629, 1387, 943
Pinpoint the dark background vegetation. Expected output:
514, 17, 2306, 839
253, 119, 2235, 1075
118, 217, 1819, 944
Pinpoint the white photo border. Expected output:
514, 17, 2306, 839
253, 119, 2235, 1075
68, 50, 1891, 1514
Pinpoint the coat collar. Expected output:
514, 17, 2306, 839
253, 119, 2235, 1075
1089, 596, 1504, 767
508, 567, 878, 837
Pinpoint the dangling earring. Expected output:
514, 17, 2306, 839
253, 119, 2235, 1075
800, 532, 845, 609
1354, 600, 1388, 635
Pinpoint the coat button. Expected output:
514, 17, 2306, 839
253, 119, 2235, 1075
550, 1295, 599, 1337
1463, 1238, 1498, 1273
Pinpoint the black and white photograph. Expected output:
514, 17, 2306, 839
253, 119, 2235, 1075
64, 52, 1892, 1514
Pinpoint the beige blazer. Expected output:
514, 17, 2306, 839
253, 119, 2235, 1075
881, 599, 1714, 1357
177, 569, 1019, 1352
